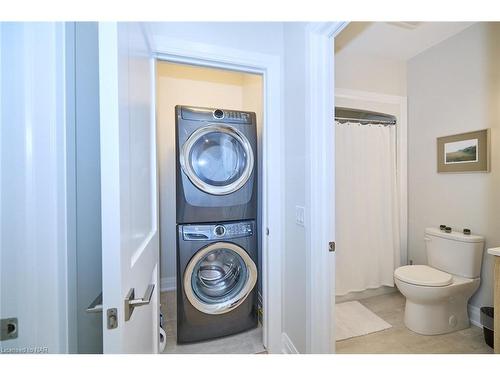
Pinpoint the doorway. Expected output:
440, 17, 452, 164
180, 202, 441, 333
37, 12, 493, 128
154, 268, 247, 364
155, 61, 265, 353
65, 23, 284, 353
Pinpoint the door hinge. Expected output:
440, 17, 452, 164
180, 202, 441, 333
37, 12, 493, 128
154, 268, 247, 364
329, 241, 336, 252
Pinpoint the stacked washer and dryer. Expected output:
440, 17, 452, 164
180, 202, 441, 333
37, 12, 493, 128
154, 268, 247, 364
175, 106, 259, 343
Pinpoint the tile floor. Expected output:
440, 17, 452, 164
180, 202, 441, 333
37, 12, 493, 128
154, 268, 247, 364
160, 291, 265, 354
335, 291, 494, 354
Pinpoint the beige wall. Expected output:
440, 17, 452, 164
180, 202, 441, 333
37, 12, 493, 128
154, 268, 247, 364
156, 62, 262, 289
335, 54, 407, 96
407, 23, 500, 308
335, 24, 407, 96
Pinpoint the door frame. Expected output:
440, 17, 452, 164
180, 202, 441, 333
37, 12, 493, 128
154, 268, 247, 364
305, 22, 348, 353
146, 31, 284, 353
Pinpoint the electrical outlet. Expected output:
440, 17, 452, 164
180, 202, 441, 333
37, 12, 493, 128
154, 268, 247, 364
295, 205, 305, 226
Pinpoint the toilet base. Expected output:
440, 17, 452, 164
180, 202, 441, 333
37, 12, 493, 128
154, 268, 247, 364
404, 299, 470, 335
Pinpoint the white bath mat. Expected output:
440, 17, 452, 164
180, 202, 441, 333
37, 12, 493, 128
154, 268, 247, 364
335, 301, 392, 341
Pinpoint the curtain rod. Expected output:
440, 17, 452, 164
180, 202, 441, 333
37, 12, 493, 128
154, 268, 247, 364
335, 116, 396, 126
334, 107, 397, 126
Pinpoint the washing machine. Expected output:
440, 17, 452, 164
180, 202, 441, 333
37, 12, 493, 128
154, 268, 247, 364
175, 105, 257, 224
176, 220, 258, 343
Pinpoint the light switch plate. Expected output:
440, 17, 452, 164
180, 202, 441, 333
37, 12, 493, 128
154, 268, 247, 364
295, 205, 305, 226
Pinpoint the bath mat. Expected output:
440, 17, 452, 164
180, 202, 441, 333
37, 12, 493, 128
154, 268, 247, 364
335, 301, 392, 341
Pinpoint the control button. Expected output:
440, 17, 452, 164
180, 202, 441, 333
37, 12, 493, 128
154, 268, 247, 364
213, 109, 224, 119
214, 225, 226, 237
445, 226, 452, 233
439, 225, 446, 230
463, 228, 471, 235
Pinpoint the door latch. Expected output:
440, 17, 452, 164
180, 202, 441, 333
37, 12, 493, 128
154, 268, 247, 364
107, 308, 118, 329
329, 241, 336, 252
0, 318, 18, 341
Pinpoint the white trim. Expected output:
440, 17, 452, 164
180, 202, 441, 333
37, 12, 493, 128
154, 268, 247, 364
146, 34, 283, 353
160, 277, 176, 292
64, 21, 78, 354
305, 21, 348, 354
281, 333, 299, 354
468, 304, 482, 328
335, 88, 408, 266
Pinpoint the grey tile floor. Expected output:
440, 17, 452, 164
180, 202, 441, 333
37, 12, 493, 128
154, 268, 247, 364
160, 291, 265, 354
335, 291, 494, 354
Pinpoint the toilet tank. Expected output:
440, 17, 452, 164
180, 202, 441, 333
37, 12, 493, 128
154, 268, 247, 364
425, 227, 484, 278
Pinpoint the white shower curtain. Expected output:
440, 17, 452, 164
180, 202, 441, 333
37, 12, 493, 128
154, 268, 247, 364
335, 121, 400, 296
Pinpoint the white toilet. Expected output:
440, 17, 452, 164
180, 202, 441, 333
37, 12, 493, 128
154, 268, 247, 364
394, 227, 484, 335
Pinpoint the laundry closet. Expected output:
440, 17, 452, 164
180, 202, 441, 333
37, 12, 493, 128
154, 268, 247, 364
156, 62, 265, 353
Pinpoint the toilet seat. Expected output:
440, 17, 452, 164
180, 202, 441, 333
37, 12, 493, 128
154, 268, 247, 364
394, 265, 453, 287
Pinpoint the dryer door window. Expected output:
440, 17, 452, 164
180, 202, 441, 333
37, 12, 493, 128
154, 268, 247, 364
180, 125, 254, 195
184, 242, 257, 315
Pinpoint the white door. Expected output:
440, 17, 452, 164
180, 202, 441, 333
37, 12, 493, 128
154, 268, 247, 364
98, 22, 160, 354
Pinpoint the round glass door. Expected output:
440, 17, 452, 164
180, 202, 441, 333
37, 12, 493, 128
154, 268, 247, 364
183, 242, 257, 315
180, 125, 254, 195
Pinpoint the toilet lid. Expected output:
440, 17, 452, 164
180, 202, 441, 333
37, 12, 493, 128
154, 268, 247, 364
394, 265, 453, 287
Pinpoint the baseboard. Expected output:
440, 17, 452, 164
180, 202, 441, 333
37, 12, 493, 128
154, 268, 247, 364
468, 304, 482, 328
281, 333, 299, 354
160, 277, 176, 292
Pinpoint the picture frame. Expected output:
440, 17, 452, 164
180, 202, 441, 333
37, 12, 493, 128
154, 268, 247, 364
437, 129, 490, 173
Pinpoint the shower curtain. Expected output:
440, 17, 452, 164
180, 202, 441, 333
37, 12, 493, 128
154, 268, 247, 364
335, 121, 400, 296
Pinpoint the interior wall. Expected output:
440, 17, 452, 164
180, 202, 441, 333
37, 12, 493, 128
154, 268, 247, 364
407, 22, 500, 309
156, 62, 263, 294
335, 55, 407, 96
282, 22, 308, 354
335, 24, 407, 96
74, 22, 103, 354
146, 22, 285, 57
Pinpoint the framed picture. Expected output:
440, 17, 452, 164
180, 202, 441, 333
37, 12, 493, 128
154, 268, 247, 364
437, 129, 490, 173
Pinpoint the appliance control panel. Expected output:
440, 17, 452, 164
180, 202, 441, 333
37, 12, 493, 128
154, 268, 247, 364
182, 221, 254, 241
180, 106, 253, 124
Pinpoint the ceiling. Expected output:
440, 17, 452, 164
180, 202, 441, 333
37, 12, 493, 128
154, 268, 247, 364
335, 22, 475, 61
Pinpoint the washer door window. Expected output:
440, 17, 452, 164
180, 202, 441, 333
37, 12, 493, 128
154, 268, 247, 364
184, 242, 257, 315
181, 125, 254, 195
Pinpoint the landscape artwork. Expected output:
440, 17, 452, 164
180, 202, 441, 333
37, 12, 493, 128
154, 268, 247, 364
437, 129, 490, 173
444, 138, 478, 164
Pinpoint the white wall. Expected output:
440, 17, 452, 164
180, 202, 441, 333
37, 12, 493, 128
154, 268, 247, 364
156, 62, 262, 293
335, 55, 407, 96
146, 22, 285, 57
335, 24, 407, 96
73, 22, 103, 354
407, 22, 500, 309
282, 22, 308, 353
0, 22, 69, 353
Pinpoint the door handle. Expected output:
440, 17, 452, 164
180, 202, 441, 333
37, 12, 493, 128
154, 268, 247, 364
86, 293, 103, 313
124, 284, 155, 321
